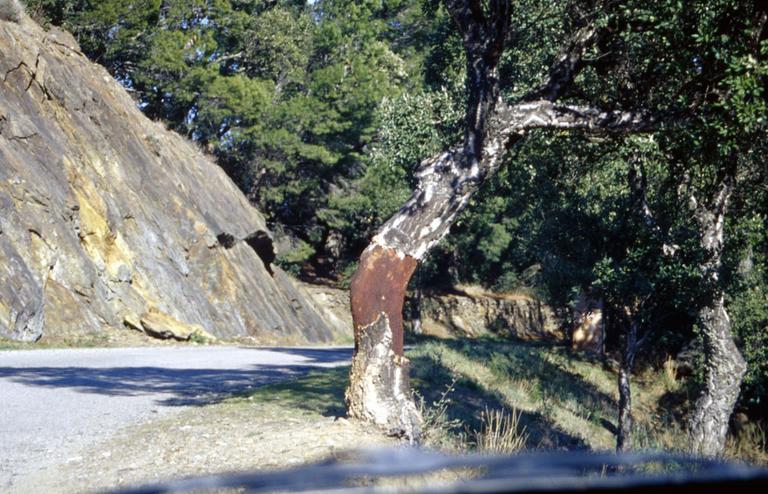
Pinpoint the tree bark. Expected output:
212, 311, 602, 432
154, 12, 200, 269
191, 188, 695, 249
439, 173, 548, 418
345, 0, 513, 441
689, 180, 747, 456
689, 296, 747, 456
617, 365, 633, 452
345, 245, 422, 439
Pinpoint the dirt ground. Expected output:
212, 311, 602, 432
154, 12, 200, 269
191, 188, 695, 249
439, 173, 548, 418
15, 395, 394, 493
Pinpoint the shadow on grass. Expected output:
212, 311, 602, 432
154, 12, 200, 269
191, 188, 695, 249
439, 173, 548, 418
409, 344, 589, 451
246, 366, 350, 418
258, 338, 619, 451
442, 337, 615, 413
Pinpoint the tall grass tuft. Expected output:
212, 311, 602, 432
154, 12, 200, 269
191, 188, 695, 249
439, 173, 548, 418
727, 421, 768, 465
662, 356, 679, 392
474, 407, 528, 454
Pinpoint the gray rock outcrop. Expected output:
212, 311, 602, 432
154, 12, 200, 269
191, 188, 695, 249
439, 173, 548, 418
0, 15, 339, 343
408, 286, 565, 341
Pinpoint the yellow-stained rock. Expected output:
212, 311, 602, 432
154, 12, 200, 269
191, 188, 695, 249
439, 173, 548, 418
140, 308, 216, 343
41, 279, 102, 339
123, 313, 143, 332
408, 287, 565, 342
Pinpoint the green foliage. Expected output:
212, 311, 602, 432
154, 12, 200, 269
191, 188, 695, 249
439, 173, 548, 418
324, 88, 463, 259
275, 239, 316, 276
727, 210, 768, 414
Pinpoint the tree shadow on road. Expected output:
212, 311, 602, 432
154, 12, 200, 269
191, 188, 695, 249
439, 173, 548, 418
0, 347, 352, 407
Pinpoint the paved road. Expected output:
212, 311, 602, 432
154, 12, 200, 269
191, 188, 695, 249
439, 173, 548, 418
0, 345, 351, 491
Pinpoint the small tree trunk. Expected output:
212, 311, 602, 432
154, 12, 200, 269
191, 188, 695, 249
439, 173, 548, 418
689, 296, 747, 456
616, 317, 638, 453
617, 365, 633, 453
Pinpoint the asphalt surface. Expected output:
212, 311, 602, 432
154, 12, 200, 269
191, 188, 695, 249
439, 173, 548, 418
0, 345, 351, 491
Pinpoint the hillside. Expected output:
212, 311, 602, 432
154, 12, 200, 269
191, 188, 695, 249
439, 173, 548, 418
0, 13, 339, 343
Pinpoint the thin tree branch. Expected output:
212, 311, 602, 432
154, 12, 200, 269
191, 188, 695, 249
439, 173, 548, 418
444, 0, 473, 34
628, 156, 679, 256
524, 25, 599, 102
210, 51, 243, 64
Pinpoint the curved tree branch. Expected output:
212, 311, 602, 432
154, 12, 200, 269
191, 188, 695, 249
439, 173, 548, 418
345, 3, 651, 441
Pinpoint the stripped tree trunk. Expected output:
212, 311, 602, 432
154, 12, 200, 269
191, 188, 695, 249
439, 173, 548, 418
689, 296, 746, 456
345, 1, 655, 440
689, 179, 747, 456
346, 246, 420, 438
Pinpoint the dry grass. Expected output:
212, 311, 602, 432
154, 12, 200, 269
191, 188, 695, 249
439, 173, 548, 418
474, 407, 528, 454
408, 336, 768, 464
409, 338, 619, 450
661, 356, 680, 392
417, 378, 468, 451
726, 421, 768, 464
451, 283, 538, 302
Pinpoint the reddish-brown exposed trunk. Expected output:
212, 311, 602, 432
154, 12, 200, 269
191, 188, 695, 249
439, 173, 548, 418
345, 246, 422, 440
349, 246, 417, 357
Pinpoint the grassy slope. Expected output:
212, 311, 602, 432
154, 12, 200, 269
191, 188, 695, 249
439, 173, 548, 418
408, 337, 689, 452
247, 336, 768, 462
244, 336, 686, 453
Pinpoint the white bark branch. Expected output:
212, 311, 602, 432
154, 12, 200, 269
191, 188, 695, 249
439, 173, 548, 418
629, 159, 679, 256
499, 100, 655, 134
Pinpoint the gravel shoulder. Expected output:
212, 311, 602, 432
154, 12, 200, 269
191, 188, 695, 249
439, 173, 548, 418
0, 345, 358, 493
15, 394, 393, 494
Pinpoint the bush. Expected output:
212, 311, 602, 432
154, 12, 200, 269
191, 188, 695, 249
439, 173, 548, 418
274, 239, 315, 276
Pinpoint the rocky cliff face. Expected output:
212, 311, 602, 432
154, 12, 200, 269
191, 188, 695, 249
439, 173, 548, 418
0, 14, 339, 343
